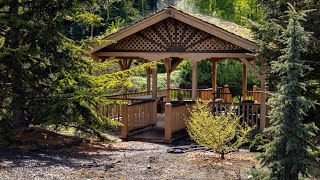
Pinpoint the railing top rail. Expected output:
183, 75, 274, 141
171, 101, 194, 107
128, 99, 155, 106
103, 91, 149, 98
210, 102, 261, 106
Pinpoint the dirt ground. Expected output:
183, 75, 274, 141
0, 127, 264, 180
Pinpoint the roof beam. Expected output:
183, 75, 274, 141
95, 52, 253, 61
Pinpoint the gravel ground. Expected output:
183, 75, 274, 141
0, 139, 260, 180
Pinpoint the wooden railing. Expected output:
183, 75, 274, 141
209, 102, 261, 129
199, 88, 213, 101
169, 88, 193, 100
246, 85, 261, 103
104, 91, 150, 99
104, 86, 234, 103
164, 101, 194, 140
212, 85, 233, 102
97, 103, 122, 121
171, 103, 191, 133
122, 100, 156, 137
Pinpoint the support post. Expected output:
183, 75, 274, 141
146, 68, 151, 94
121, 104, 128, 139
152, 67, 158, 121
212, 61, 217, 93
192, 61, 198, 101
253, 85, 259, 103
223, 85, 230, 102
164, 103, 172, 141
242, 64, 247, 101
165, 59, 171, 101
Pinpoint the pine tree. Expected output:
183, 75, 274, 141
260, 4, 319, 179
255, 0, 320, 129
0, 0, 156, 141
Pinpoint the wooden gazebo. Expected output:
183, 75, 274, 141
89, 7, 268, 142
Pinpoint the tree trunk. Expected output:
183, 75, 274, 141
5, 0, 26, 128
12, 72, 26, 128
220, 153, 225, 160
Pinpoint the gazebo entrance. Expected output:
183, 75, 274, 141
89, 7, 268, 142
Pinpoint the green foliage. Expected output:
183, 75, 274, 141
254, 0, 320, 122
0, 0, 157, 142
187, 100, 252, 159
249, 133, 270, 152
218, 60, 259, 92
177, 60, 259, 90
260, 5, 319, 179
247, 168, 270, 180
0, 117, 14, 147
131, 70, 183, 91
177, 0, 263, 24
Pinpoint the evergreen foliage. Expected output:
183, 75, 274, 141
254, 0, 320, 128
0, 0, 156, 141
260, 4, 319, 179
187, 101, 252, 160
177, 60, 259, 90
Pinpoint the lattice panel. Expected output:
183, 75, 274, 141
187, 36, 243, 51
103, 18, 246, 52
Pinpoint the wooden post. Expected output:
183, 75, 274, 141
252, 85, 259, 103
223, 85, 229, 102
192, 61, 198, 101
212, 61, 217, 93
146, 68, 151, 94
242, 64, 247, 101
152, 66, 158, 121
164, 103, 172, 141
165, 59, 171, 101
260, 76, 267, 132
121, 104, 128, 139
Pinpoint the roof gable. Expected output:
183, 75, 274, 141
89, 7, 257, 54
99, 17, 248, 53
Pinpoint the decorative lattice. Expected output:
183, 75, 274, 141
103, 18, 246, 52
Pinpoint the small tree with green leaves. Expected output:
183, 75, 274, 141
260, 4, 319, 180
186, 101, 252, 159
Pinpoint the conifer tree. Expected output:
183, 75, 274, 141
0, 0, 155, 141
260, 4, 319, 179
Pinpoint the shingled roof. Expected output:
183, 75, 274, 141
174, 7, 254, 42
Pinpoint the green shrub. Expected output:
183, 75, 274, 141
187, 100, 252, 159
247, 168, 270, 180
249, 133, 270, 152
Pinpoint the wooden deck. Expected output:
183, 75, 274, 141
127, 114, 165, 142
126, 114, 187, 143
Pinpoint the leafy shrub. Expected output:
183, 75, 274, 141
186, 101, 252, 159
